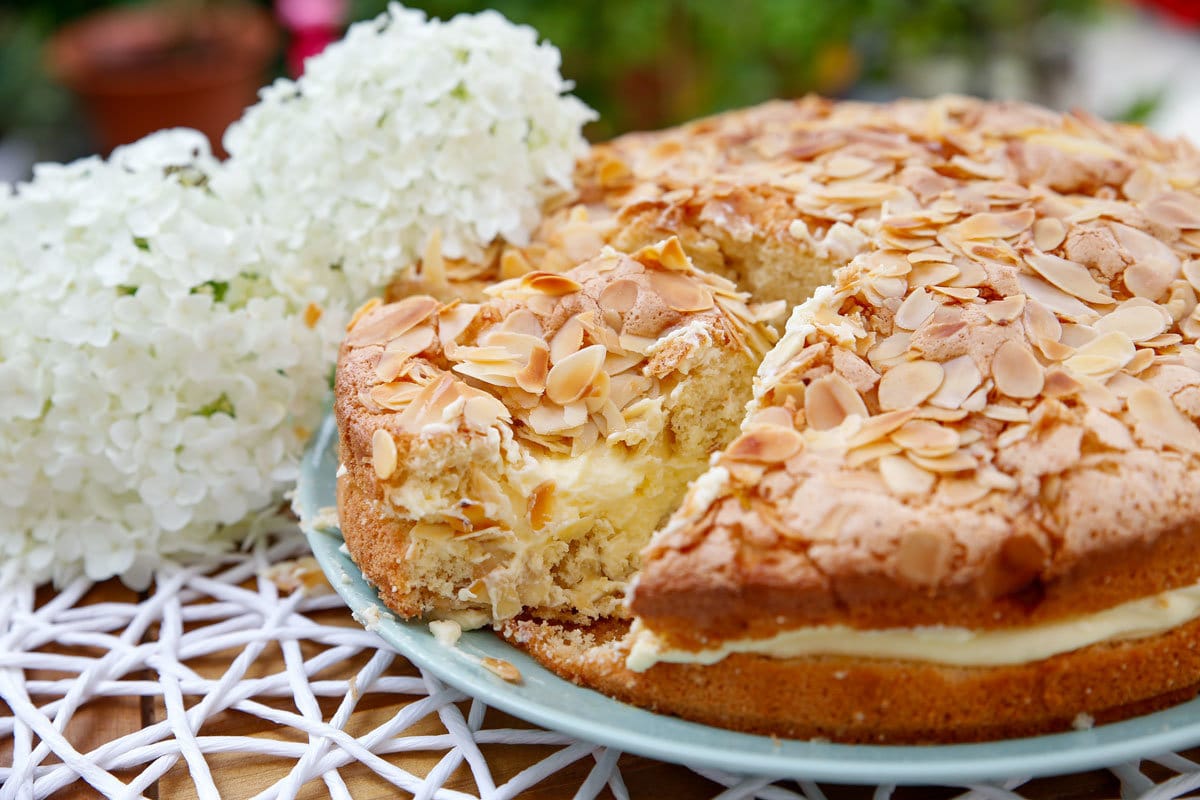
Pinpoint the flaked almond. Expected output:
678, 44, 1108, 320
895, 529, 952, 584
1033, 217, 1067, 251
371, 428, 398, 480
938, 477, 990, 506
1142, 191, 1200, 230
991, 340, 1044, 399
1112, 222, 1181, 301
550, 315, 585, 363
982, 403, 1029, 422
347, 297, 383, 332
747, 406, 796, 430
877, 360, 944, 410
1023, 249, 1113, 306
618, 332, 658, 356
421, 228, 447, 288
878, 455, 935, 497
1141, 333, 1182, 348
953, 208, 1035, 240
983, 295, 1026, 324
528, 480, 555, 530
1017, 273, 1096, 322
437, 303, 481, 348
1124, 347, 1156, 375
725, 426, 804, 464
996, 424, 1032, 449
1042, 367, 1083, 398
385, 323, 436, 357
1128, 385, 1200, 453
907, 262, 960, 288
891, 419, 960, 457
804, 373, 869, 430
481, 657, 522, 683
868, 332, 913, 369
499, 248, 534, 279
635, 237, 691, 272
374, 350, 410, 383
463, 392, 511, 431
825, 154, 875, 178
545, 345, 606, 405
906, 449, 976, 473
947, 259, 988, 288
370, 382, 422, 411
846, 439, 903, 468
846, 408, 917, 447
649, 270, 714, 313
927, 355, 982, 410
347, 296, 440, 347
1107, 295, 1172, 336
598, 279, 641, 314
1063, 331, 1135, 377
895, 288, 938, 330
1183, 260, 1200, 294
522, 271, 582, 296
499, 308, 543, 338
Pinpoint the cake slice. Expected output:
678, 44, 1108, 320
335, 238, 780, 625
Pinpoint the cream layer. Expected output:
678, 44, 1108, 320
626, 579, 1200, 671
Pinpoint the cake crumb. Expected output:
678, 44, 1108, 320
307, 505, 341, 531
353, 604, 392, 632
1072, 712, 1095, 731
429, 619, 463, 647
262, 556, 332, 596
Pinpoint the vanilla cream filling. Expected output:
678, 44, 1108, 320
626, 579, 1200, 671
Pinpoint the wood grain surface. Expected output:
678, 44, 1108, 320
5, 579, 1185, 798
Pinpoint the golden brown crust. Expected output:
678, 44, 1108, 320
501, 616, 1200, 744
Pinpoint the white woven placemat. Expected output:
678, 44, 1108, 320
3, 529, 1200, 800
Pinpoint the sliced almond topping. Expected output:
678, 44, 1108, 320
908, 262, 960, 288
1042, 367, 1084, 398
370, 382, 422, 411
846, 408, 917, 447
598, 279, 641, 314
938, 477, 990, 507
545, 345, 606, 405
1124, 348, 1156, 375
1127, 385, 1200, 453
499, 248, 534, 279
930, 285, 979, 301
1141, 333, 1182, 348
550, 315, 585, 364
463, 393, 511, 431
618, 332, 659, 356
1112, 222, 1181, 301
371, 428, 398, 480
528, 480, 555, 531
1017, 273, 1097, 322
1183, 260, 1200, 294
499, 308, 543, 338
868, 332, 913, 369
1033, 217, 1067, 252
982, 403, 1028, 422
953, 208, 1035, 240
1093, 298, 1170, 342
522, 271, 582, 296
725, 426, 805, 464
878, 455, 935, 497
437, 303, 481, 348
421, 228, 447, 289
374, 350, 410, 383
947, 259, 988, 288
385, 324, 436, 357
983, 295, 1026, 324
846, 440, 903, 468
991, 340, 1044, 399
895, 529, 952, 584
996, 423, 1032, 449
895, 288, 939, 330
825, 154, 875, 179
634, 237, 692, 272
347, 296, 440, 347
877, 360, 945, 410
906, 450, 976, 473
347, 297, 383, 332
804, 373, 869, 430
1023, 249, 1113, 305
1063, 331, 1135, 377
648, 270, 714, 313
747, 406, 796, 430
891, 419, 960, 457
927, 355, 983, 410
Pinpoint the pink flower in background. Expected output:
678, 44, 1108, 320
276, 0, 348, 76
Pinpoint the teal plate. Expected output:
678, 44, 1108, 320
296, 413, 1200, 785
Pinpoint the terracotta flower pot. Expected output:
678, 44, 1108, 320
47, 4, 278, 157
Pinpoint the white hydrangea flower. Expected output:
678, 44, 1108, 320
219, 3, 595, 304
0, 6, 591, 588
0, 130, 344, 588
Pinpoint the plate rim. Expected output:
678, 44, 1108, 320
297, 411, 1200, 785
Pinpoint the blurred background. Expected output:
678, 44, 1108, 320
2, 0, 1198, 182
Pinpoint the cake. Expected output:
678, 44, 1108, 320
336, 95, 1200, 742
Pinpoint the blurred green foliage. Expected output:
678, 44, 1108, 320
351, 0, 1100, 138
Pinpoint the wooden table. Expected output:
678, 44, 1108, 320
0, 579, 1160, 799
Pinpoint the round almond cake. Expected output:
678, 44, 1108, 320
335, 95, 1200, 743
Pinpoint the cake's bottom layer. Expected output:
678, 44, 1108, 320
499, 616, 1200, 744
